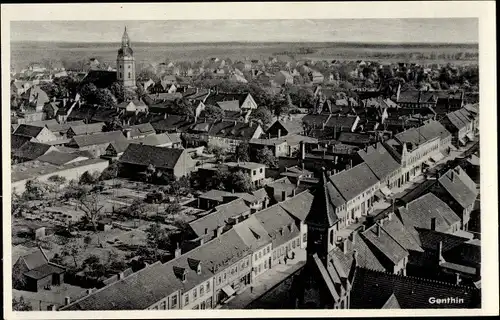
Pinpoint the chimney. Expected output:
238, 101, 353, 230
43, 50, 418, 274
216, 225, 224, 237
281, 190, 287, 201
451, 170, 455, 182
278, 129, 281, 139
430, 217, 437, 231
376, 224, 381, 237
117, 272, 125, 280
47, 305, 57, 311
263, 197, 269, 209
438, 241, 444, 264
388, 212, 393, 221
300, 141, 306, 160
86, 288, 93, 295
342, 240, 348, 254
124, 129, 131, 139
350, 232, 356, 245
199, 238, 204, 246
64, 296, 71, 306
353, 249, 358, 262
204, 227, 208, 235
301, 162, 305, 171
175, 243, 182, 258
292, 188, 296, 197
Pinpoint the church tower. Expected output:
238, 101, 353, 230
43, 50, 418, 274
116, 26, 136, 89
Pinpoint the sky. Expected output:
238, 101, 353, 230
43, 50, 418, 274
11, 19, 478, 44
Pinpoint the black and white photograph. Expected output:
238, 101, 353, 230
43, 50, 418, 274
2, 1, 498, 317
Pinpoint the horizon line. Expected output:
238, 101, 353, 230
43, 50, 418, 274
11, 40, 479, 45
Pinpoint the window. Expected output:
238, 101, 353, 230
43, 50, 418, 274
223, 273, 226, 280
184, 294, 189, 305
260, 168, 263, 173
193, 289, 197, 300
253, 170, 256, 176
218, 276, 221, 284
206, 281, 210, 291
303, 233, 307, 242
292, 240, 296, 249
128, 65, 130, 69
254, 254, 257, 261
172, 295, 178, 307
119, 65, 122, 69
161, 301, 167, 310
273, 251, 276, 260
200, 286, 204, 296
119, 72, 122, 78
259, 251, 262, 259
128, 72, 131, 79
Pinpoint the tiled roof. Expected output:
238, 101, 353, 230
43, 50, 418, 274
207, 120, 261, 140
129, 133, 179, 146
272, 119, 304, 136
414, 228, 470, 253
418, 120, 451, 141
46, 120, 85, 133
361, 224, 409, 265
13, 124, 44, 138
69, 122, 105, 135
279, 190, 314, 222
13, 142, 54, 161
24, 263, 65, 280
62, 229, 251, 310
11, 134, 33, 151
80, 70, 117, 88
329, 233, 386, 273
254, 204, 299, 248
438, 167, 478, 209
351, 267, 480, 308
357, 142, 401, 181
329, 163, 379, 202
189, 199, 250, 238
119, 144, 188, 170
108, 140, 131, 154
20, 248, 48, 269
37, 150, 88, 165
378, 216, 423, 252
124, 123, 155, 138
151, 115, 192, 132
337, 132, 371, 145
325, 115, 358, 128
28, 119, 59, 128
398, 193, 461, 232
70, 131, 127, 148
232, 215, 272, 251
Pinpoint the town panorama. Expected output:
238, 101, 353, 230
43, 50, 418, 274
11, 23, 480, 311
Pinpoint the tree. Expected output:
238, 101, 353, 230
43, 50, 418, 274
206, 140, 229, 163
164, 202, 182, 217
78, 193, 105, 232
79, 83, 98, 103
83, 254, 107, 279
145, 223, 169, 261
95, 88, 117, 109
203, 104, 225, 121
169, 98, 194, 116
251, 107, 273, 129
99, 162, 120, 180
255, 147, 277, 168
22, 179, 49, 200
102, 116, 123, 132
61, 240, 83, 268
109, 82, 125, 102
234, 142, 250, 162
227, 170, 253, 192
12, 296, 32, 311
79, 171, 99, 185
12, 192, 28, 217
48, 175, 67, 184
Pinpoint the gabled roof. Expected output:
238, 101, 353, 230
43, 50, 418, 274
11, 134, 34, 151
329, 163, 379, 202
329, 233, 386, 273
438, 167, 478, 209
119, 144, 188, 170
207, 120, 261, 140
123, 123, 155, 138
19, 248, 49, 270
13, 124, 45, 138
80, 70, 117, 89
46, 120, 85, 133
70, 131, 127, 148
279, 190, 314, 222
357, 142, 401, 181
378, 216, 423, 252
254, 204, 299, 248
361, 224, 409, 265
398, 193, 461, 232
37, 150, 88, 166
232, 215, 272, 251
189, 199, 250, 238
305, 171, 341, 227
69, 122, 105, 135
351, 267, 480, 309
129, 133, 179, 146
13, 142, 54, 161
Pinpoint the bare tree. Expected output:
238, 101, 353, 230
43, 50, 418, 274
78, 193, 105, 232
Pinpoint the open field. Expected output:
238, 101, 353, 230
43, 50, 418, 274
10, 41, 478, 71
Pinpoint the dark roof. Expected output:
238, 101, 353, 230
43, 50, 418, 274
329, 233, 386, 273
325, 115, 358, 129
11, 134, 33, 151
351, 267, 480, 309
267, 119, 304, 135
204, 93, 250, 109
119, 144, 187, 170
377, 215, 423, 252
361, 224, 409, 265
46, 120, 85, 133
24, 263, 65, 280
13, 142, 54, 160
279, 190, 314, 221
398, 193, 461, 232
150, 115, 193, 132
438, 167, 478, 209
357, 142, 401, 181
305, 171, 341, 227
123, 123, 155, 138
337, 132, 371, 145
13, 124, 44, 138
207, 120, 260, 140
37, 150, 88, 165
69, 122, 105, 135
20, 249, 48, 269
329, 163, 379, 201
70, 131, 127, 148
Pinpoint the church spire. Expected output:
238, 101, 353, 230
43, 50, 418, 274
122, 26, 130, 48
306, 168, 338, 227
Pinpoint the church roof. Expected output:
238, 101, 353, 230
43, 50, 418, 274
305, 169, 342, 227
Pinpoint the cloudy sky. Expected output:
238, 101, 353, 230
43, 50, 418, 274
11, 19, 478, 43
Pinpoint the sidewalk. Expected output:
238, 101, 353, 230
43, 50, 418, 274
220, 249, 306, 309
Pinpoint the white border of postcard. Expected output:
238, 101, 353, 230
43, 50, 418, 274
2, 1, 498, 318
